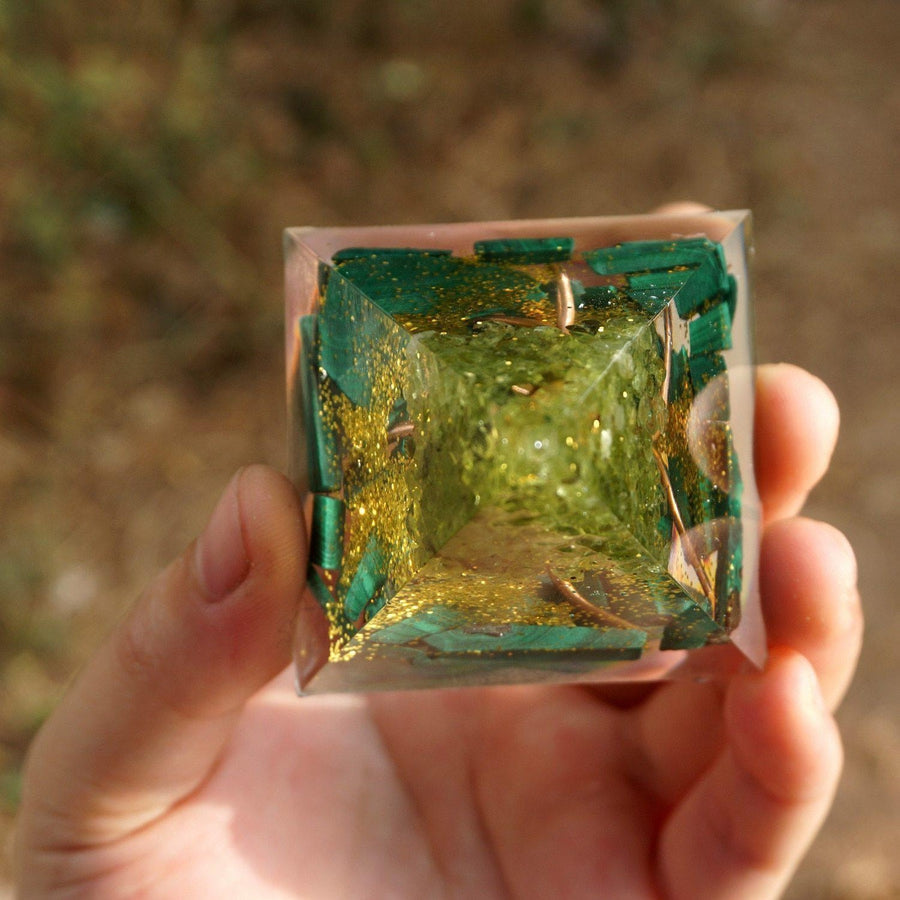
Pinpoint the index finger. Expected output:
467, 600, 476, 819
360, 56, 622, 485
754, 363, 840, 523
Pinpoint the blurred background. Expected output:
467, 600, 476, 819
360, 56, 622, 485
1, 1, 897, 895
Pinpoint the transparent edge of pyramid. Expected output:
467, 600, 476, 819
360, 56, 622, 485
285, 211, 763, 695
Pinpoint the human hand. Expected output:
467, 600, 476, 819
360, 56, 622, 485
13, 363, 861, 899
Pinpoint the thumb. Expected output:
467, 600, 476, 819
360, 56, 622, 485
16, 464, 306, 849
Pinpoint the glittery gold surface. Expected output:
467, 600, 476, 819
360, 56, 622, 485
316, 331, 420, 642
336, 503, 693, 661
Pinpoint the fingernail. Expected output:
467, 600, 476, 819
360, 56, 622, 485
194, 469, 251, 602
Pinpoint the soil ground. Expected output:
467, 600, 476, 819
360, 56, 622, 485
1, 2, 898, 896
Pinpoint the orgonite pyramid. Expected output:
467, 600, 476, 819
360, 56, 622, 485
285, 211, 763, 693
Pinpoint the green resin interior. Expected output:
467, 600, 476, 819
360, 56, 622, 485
297, 234, 746, 691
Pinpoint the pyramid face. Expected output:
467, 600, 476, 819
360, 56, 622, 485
285, 213, 762, 693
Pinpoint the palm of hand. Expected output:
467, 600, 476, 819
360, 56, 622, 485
96, 674, 736, 898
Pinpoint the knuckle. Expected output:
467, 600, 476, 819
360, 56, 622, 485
114, 601, 164, 691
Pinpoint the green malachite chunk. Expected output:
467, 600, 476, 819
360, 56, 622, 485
668, 346, 691, 404
370, 607, 460, 644
627, 286, 679, 316
717, 526, 744, 605
424, 624, 647, 656
689, 302, 733, 355
310, 494, 345, 571
583, 238, 718, 275
319, 276, 393, 406
333, 251, 547, 324
473, 236, 574, 264
363, 592, 387, 621
628, 269, 693, 292
690, 472, 720, 523
723, 274, 738, 319
299, 315, 341, 493
581, 239, 675, 273
316, 259, 330, 299
576, 283, 620, 308
713, 488, 743, 520
689, 351, 727, 390
673, 253, 732, 319
666, 455, 694, 529
660, 604, 723, 649
342, 534, 387, 621
308, 566, 334, 610
332, 247, 452, 263
583, 239, 732, 323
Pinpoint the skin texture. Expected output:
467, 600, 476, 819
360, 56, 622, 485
13, 362, 861, 899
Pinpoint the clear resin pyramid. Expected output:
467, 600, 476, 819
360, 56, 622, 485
285, 211, 762, 693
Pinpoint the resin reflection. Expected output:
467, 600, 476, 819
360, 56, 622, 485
285, 212, 762, 693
